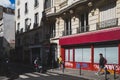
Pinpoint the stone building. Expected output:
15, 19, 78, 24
0, 6, 15, 59
15, 0, 49, 68
44, 0, 120, 73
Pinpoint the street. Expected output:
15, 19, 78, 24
15, 72, 89, 80
0, 62, 89, 80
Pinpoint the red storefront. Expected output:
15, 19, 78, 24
59, 27, 120, 74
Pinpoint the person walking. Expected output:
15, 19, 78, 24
58, 56, 62, 69
34, 57, 39, 72
95, 53, 107, 75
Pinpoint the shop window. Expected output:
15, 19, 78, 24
65, 49, 73, 62
75, 48, 82, 62
75, 48, 91, 62
94, 46, 118, 64
69, 49, 73, 62
65, 49, 69, 61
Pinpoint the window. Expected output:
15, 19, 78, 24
17, 23, 20, 31
34, 33, 39, 44
65, 49, 73, 62
64, 17, 72, 35
34, 0, 39, 7
94, 45, 118, 64
25, 3, 28, 13
100, 3, 116, 22
17, 9, 20, 18
75, 47, 91, 62
78, 13, 88, 33
45, 0, 51, 9
34, 13, 39, 24
25, 18, 30, 31
98, 3, 117, 29
17, 0, 20, 5
50, 22, 56, 38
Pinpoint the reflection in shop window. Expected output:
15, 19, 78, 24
94, 46, 118, 64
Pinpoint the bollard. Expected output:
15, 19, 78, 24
79, 65, 81, 75
62, 62, 65, 73
105, 67, 108, 80
114, 65, 116, 79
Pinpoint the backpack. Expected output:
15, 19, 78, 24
103, 58, 107, 64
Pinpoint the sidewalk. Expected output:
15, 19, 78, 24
48, 68, 120, 80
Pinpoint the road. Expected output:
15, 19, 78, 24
15, 71, 89, 80
0, 62, 89, 80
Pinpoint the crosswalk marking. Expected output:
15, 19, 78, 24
33, 72, 49, 76
19, 72, 59, 79
19, 75, 29, 79
47, 72, 58, 76
25, 73, 39, 77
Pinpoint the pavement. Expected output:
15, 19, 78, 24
48, 68, 120, 80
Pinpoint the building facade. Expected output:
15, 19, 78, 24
0, 6, 15, 59
44, 0, 120, 73
15, 0, 49, 66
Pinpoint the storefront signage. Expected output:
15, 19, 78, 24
94, 64, 120, 71
65, 62, 73, 67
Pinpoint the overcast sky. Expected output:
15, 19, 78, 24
0, 0, 15, 9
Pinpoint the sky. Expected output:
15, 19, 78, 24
0, 0, 15, 9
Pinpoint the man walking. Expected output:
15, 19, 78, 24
95, 53, 107, 75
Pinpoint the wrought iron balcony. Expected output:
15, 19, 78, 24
97, 18, 118, 30
77, 26, 89, 33
50, 32, 56, 38
62, 30, 72, 36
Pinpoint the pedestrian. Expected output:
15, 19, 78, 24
95, 53, 107, 75
58, 56, 62, 69
34, 57, 39, 72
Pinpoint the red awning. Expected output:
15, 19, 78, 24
59, 27, 120, 46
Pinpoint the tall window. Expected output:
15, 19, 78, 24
98, 3, 117, 29
17, 23, 20, 31
25, 3, 28, 13
17, 0, 20, 5
34, 0, 39, 7
34, 13, 39, 28
78, 13, 88, 33
100, 3, 116, 22
34, 13, 39, 24
25, 18, 30, 31
17, 9, 20, 18
45, 0, 51, 9
50, 22, 56, 38
64, 17, 71, 35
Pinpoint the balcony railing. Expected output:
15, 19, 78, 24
50, 32, 56, 38
62, 30, 72, 36
97, 18, 118, 30
77, 26, 89, 33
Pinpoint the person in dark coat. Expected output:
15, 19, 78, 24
95, 53, 106, 75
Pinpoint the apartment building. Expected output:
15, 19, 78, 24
15, 0, 49, 66
0, 6, 15, 59
44, 0, 120, 73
